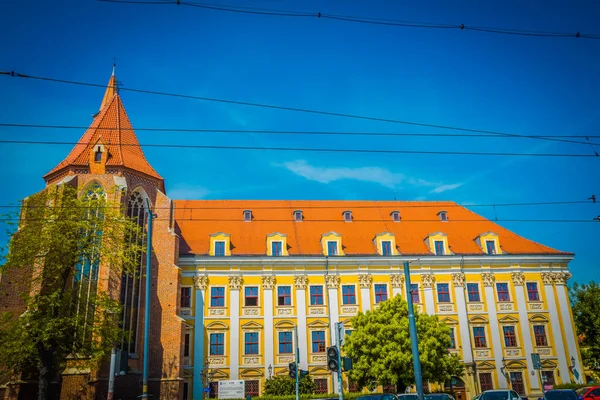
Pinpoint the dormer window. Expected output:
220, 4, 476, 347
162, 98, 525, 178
477, 232, 502, 255
243, 210, 252, 222
294, 210, 303, 222
438, 211, 448, 222
391, 211, 401, 222
94, 147, 102, 162
343, 210, 352, 222
486, 240, 496, 255
434, 240, 445, 255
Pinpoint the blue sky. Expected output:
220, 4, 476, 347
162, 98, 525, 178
1, 0, 599, 282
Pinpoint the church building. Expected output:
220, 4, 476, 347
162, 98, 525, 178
0, 70, 583, 400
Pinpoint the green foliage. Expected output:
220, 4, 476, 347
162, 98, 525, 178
342, 295, 464, 390
263, 375, 317, 396
0, 185, 144, 394
570, 281, 600, 369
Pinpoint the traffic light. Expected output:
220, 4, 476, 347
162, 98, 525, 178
327, 346, 339, 371
342, 356, 353, 372
299, 369, 309, 379
289, 362, 297, 379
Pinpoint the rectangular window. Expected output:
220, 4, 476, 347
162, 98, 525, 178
381, 241, 392, 256
510, 372, 525, 396
310, 285, 324, 305
434, 240, 445, 255
294, 211, 302, 222
183, 382, 189, 400
245, 381, 259, 397
449, 328, 456, 349
375, 284, 388, 304
327, 241, 338, 256
210, 287, 225, 307
437, 283, 450, 303
245, 286, 259, 307
272, 241, 282, 256
411, 283, 420, 303
277, 286, 291, 306
534, 325, 548, 346
342, 285, 356, 305
527, 282, 540, 301
473, 327, 487, 348
209, 333, 224, 355
496, 283, 510, 302
245, 332, 259, 355
180, 287, 191, 308
486, 240, 496, 254
503, 326, 517, 347
314, 379, 328, 394
184, 332, 190, 357
541, 371, 555, 385
467, 283, 480, 302
479, 373, 494, 391
312, 331, 326, 353
279, 331, 293, 353
215, 241, 225, 256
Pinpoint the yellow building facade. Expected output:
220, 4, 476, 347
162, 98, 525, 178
174, 200, 583, 400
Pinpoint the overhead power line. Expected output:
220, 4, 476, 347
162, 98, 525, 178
98, 0, 600, 40
1, 123, 600, 143
2, 71, 600, 149
0, 139, 596, 157
0, 198, 595, 211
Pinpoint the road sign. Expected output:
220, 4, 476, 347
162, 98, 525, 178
531, 353, 542, 370
203, 388, 211, 393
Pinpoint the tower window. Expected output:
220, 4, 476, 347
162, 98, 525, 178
391, 211, 401, 222
438, 211, 448, 222
94, 147, 102, 162
294, 210, 303, 222
243, 210, 252, 222
343, 211, 352, 222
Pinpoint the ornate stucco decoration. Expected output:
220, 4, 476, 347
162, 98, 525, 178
229, 276, 243, 290
421, 274, 436, 288
511, 272, 525, 286
294, 275, 309, 290
390, 274, 405, 288
358, 273, 373, 288
262, 275, 276, 290
481, 273, 496, 287
325, 274, 340, 289
451, 273, 466, 287
194, 275, 209, 290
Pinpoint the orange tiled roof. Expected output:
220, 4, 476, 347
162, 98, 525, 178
44, 73, 163, 182
174, 200, 569, 256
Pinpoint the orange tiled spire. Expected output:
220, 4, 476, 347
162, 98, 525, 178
44, 67, 164, 185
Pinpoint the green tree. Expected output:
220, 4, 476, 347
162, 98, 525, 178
342, 295, 464, 391
263, 375, 317, 395
570, 281, 600, 375
0, 184, 144, 400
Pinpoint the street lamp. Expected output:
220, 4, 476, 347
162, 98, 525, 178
268, 364, 273, 379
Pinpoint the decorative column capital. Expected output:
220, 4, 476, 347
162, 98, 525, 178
261, 275, 276, 290
553, 272, 572, 285
481, 272, 496, 287
358, 273, 373, 288
451, 273, 466, 287
511, 272, 525, 286
541, 272, 555, 285
194, 274, 209, 290
228, 275, 243, 290
325, 274, 340, 289
390, 274, 405, 288
294, 275, 308, 290
421, 273, 435, 289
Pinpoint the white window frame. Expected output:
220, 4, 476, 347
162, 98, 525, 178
373, 283, 389, 304
341, 283, 358, 305
180, 285, 193, 309
327, 240, 339, 256
243, 285, 261, 308
276, 285, 294, 307
209, 285, 227, 308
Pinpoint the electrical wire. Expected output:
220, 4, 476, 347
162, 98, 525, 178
1, 123, 599, 142
0, 139, 596, 157
3, 71, 600, 149
97, 0, 600, 40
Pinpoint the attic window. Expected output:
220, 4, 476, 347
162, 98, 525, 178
294, 210, 303, 222
94, 147, 102, 163
438, 211, 448, 222
243, 210, 252, 222
343, 210, 352, 222
391, 211, 401, 222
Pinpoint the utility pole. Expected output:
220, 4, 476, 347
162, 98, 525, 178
404, 261, 424, 400
295, 327, 299, 400
107, 346, 116, 400
141, 199, 155, 399
335, 322, 344, 400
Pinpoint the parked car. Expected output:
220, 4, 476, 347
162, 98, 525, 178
479, 390, 522, 400
541, 390, 583, 400
576, 387, 600, 400
357, 394, 399, 400
397, 394, 418, 400
425, 394, 456, 400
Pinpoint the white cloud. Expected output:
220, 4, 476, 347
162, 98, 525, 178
430, 183, 463, 193
281, 160, 463, 193
167, 184, 211, 200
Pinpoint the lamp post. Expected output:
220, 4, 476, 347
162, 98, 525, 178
268, 365, 273, 379
404, 261, 424, 400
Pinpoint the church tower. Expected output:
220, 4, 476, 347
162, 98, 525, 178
3, 68, 184, 400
